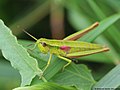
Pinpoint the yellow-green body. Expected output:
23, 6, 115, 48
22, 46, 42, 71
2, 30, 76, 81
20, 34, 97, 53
24, 22, 109, 72
37, 38, 106, 57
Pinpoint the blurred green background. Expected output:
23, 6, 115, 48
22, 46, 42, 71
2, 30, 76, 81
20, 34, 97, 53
0, 0, 120, 90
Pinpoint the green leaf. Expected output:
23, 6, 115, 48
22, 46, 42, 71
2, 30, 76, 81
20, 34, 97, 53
79, 53, 113, 64
95, 36, 120, 64
0, 59, 20, 89
13, 82, 76, 90
107, 0, 120, 11
0, 20, 43, 86
93, 64, 120, 89
80, 13, 120, 42
52, 63, 96, 90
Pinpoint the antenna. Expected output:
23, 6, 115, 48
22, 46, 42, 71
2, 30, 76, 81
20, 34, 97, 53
23, 30, 38, 41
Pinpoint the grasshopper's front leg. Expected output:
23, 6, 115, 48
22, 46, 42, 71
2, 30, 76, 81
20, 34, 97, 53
27, 43, 37, 52
58, 55, 72, 71
43, 54, 52, 72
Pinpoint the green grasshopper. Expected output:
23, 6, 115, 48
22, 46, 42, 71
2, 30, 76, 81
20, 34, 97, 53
24, 22, 109, 72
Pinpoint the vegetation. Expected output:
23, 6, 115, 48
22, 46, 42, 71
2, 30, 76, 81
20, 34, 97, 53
0, 0, 120, 90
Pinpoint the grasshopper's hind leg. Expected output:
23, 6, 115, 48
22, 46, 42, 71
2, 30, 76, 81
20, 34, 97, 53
43, 54, 52, 72
58, 55, 71, 71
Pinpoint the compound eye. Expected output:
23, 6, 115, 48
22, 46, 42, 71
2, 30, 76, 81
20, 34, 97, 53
41, 42, 47, 47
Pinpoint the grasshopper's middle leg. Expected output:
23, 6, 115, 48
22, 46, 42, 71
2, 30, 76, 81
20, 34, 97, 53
58, 55, 71, 71
43, 54, 52, 72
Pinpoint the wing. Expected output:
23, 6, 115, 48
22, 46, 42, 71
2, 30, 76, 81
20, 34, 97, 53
43, 38, 103, 48
63, 22, 99, 41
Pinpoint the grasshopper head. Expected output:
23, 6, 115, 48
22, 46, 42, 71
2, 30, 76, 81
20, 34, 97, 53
23, 31, 49, 53
36, 38, 49, 54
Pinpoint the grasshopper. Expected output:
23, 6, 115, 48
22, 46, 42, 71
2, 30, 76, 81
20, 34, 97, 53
24, 22, 109, 72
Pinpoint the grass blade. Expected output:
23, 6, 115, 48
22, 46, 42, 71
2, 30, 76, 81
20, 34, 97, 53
80, 13, 120, 42
93, 64, 120, 89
